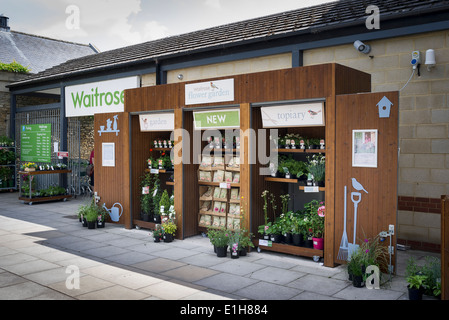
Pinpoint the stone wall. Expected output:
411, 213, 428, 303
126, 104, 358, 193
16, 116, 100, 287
303, 30, 449, 249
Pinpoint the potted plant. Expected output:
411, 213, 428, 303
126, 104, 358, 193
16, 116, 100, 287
152, 176, 162, 223
97, 204, 107, 228
405, 257, 426, 300
153, 225, 163, 242
347, 247, 366, 287
159, 189, 171, 221
228, 231, 240, 259
309, 201, 325, 250
258, 190, 271, 240
306, 154, 325, 187
77, 204, 89, 227
291, 212, 304, 246
237, 229, 254, 256
85, 205, 98, 229
207, 227, 229, 257
162, 220, 177, 242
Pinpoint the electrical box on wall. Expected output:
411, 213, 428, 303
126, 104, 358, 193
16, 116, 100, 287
411, 51, 421, 67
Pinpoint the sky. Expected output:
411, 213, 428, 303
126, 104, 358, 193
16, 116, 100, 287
1, 0, 336, 52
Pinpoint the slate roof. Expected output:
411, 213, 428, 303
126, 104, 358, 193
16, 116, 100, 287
0, 29, 98, 74
8, 0, 449, 88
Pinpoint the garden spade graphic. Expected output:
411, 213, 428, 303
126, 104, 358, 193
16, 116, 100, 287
348, 178, 368, 259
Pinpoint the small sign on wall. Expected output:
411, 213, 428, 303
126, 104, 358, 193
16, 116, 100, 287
352, 130, 378, 168
261, 102, 325, 128
185, 79, 234, 105
102, 143, 115, 167
139, 113, 174, 132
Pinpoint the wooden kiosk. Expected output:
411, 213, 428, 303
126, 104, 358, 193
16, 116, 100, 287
93, 64, 398, 268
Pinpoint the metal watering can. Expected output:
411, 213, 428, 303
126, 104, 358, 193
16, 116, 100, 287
102, 203, 123, 222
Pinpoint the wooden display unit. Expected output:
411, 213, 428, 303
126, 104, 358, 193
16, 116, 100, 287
106, 63, 399, 268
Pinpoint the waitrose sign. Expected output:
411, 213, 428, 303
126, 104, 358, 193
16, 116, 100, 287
65, 76, 139, 117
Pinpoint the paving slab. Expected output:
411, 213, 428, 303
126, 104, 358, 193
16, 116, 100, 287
131, 257, 186, 274
161, 264, 220, 283
209, 259, 267, 276
233, 281, 302, 300
249, 266, 306, 285
0, 281, 56, 300
193, 272, 258, 294
287, 274, 350, 296
77, 284, 151, 300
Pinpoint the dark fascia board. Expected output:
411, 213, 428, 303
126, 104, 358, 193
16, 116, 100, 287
8, 9, 449, 92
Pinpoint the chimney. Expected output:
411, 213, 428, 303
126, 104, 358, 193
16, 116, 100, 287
0, 15, 10, 32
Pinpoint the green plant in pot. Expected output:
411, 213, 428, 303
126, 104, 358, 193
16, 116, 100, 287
237, 229, 254, 256
306, 154, 325, 187
207, 227, 230, 257
159, 189, 171, 220
152, 176, 162, 223
153, 225, 163, 242
85, 205, 99, 229
258, 190, 271, 239
162, 220, 177, 242
140, 172, 154, 221
405, 257, 426, 300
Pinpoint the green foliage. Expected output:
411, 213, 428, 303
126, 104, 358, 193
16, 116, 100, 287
159, 189, 171, 215
207, 227, 230, 247
162, 220, 177, 235
0, 60, 31, 73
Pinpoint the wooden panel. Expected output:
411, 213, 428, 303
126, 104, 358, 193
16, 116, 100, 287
442, 195, 449, 300
239, 103, 251, 231
174, 108, 183, 238
335, 92, 399, 269
94, 112, 130, 226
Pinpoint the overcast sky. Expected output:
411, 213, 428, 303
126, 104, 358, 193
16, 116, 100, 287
2, 0, 335, 52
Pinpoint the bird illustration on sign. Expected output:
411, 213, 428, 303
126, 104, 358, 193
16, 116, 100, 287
210, 82, 219, 90
308, 109, 322, 118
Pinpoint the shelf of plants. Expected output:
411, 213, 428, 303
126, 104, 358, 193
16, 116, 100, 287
256, 132, 326, 259
0, 136, 17, 190
136, 134, 175, 230
18, 163, 72, 204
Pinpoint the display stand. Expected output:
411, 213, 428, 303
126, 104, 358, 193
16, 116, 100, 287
0, 144, 17, 191
18, 169, 72, 204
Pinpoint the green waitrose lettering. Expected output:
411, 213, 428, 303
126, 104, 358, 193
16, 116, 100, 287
71, 87, 125, 108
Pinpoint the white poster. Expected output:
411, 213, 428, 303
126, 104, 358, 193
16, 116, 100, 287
102, 143, 115, 167
261, 102, 325, 128
139, 113, 174, 132
352, 130, 378, 168
65, 76, 139, 117
185, 79, 234, 105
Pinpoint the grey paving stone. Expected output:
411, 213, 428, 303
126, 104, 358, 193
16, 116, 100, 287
210, 259, 267, 276
161, 264, 219, 283
0, 281, 54, 300
287, 274, 350, 296
151, 247, 202, 260
249, 266, 305, 285
2, 259, 60, 276
132, 257, 186, 273
194, 272, 258, 294
234, 281, 301, 300
0, 271, 28, 287
104, 251, 155, 266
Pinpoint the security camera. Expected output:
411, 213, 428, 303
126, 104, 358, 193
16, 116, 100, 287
354, 40, 371, 54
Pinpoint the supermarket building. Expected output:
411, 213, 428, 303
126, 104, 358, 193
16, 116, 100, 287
7, 0, 449, 252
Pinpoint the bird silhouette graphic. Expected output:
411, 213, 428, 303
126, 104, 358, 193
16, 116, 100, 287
352, 178, 368, 193
210, 82, 219, 90
308, 110, 321, 118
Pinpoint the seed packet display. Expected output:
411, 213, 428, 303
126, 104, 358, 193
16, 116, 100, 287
203, 171, 212, 182
219, 216, 226, 228
229, 203, 237, 215
212, 216, 220, 227
213, 156, 224, 169
232, 173, 240, 183
219, 202, 227, 214
204, 215, 212, 227
213, 170, 224, 182
230, 188, 239, 201
233, 218, 240, 230
219, 188, 227, 199
227, 217, 234, 229
224, 171, 233, 183
213, 187, 221, 199
200, 201, 211, 212
199, 215, 209, 226
213, 201, 221, 214
201, 187, 213, 199
200, 156, 212, 168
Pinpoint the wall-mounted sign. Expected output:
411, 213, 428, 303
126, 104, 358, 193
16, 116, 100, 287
65, 76, 139, 117
102, 143, 115, 167
193, 109, 240, 130
139, 113, 174, 132
185, 79, 234, 105
352, 130, 378, 168
20, 124, 52, 163
98, 115, 120, 136
261, 102, 325, 128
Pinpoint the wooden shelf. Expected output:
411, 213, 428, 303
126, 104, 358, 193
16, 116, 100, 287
299, 186, 325, 192
19, 194, 72, 204
254, 240, 323, 258
18, 169, 71, 175
264, 177, 299, 184
151, 148, 172, 152
166, 181, 175, 186
198, 181, 240, 187
145, 169, 174, 174
275, 148, 325, 154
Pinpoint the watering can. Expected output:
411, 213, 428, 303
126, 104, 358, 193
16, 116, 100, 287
103, 203, 123, 222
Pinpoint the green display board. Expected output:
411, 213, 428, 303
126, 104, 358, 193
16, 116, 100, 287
20, 124, 52, 163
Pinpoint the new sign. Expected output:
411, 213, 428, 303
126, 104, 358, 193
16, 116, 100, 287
193, 109, 240, 130
261, 102, 325, 128
139, 113, 175, 132
185, 79, 234, 105
65, 76, 139, 117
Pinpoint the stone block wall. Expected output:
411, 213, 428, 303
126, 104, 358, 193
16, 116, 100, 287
303, 30, 449, 250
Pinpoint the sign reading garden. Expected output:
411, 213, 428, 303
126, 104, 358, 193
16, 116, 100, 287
20, 124, 52, 163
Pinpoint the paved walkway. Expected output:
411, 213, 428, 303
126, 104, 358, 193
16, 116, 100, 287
0, 191, 440, 301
